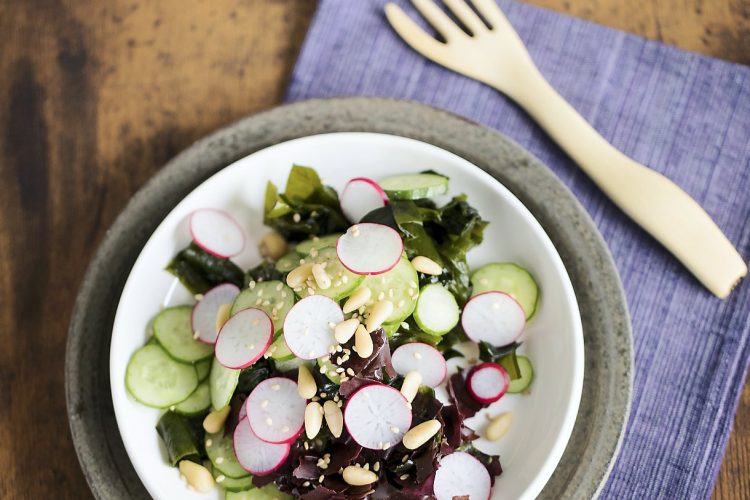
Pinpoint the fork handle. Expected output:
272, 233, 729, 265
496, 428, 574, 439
505, 67, 747, 298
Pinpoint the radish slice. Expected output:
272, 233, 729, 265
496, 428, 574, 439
246, 377, 306, 444
238, 400, 247, 421
215, 308, 273, 369
189, 208, 246, 258
336, 223, 403, 275
467, 362, 509, 404
283, 295, 343, 360
341, 177, 388, 223
344, 383, 412, 450
192, 283, 240, 344
434, 451, 492, 500
461, 291, 526, 346
391, 343, 447, 388
233, 418, 291, 475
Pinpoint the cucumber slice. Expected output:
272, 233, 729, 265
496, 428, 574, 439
206, 431, 248, 479
379, 173, 448, 200
153, 306, 213, 362
125, 344, 198, 408
209, 357, 240, 410
231, 280, 295, 332
195, 358, 212, 382
275, 356, 306, 372
317, 356, 341, 384
363, 257, 419, 324
507, 355, 534, 393
174, 381, 211, 416
296, 247, 363, 300
471, 263, 539, 319
381, 321, 400, 336
295, 234, 341, 255
268, 333, 294, 361
211, 465, 253, 492
226, 485, 292, 500
413, 284, 459, 335
275, 251, 302, 273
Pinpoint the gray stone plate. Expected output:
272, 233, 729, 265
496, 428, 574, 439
66, 97, 632, 499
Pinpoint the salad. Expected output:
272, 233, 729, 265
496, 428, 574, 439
125, 166, 539, 499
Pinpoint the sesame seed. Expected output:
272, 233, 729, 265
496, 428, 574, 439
319, 462, 328, 470
320, 392, 327, 398
402, 455, 409, 463
397, 299, 405, 308
262, 300, 270, 306
249, 282, 256, 289
333, 395, 340, 402
312, 396, 320, 402
300, 258, 306, 264
364, 463, 370, 470
255, 298, 263, 305
318, 474, 325, 483
342, 275, 349, 283
304, 442, 309, 450
194, 294, 204, 301
303, 481, 311, 487
383, 442, 391, 450
192, 331, 200, 339
391, 426, 400, 433
400, 474, 410, 480
169, 405, 175, 411
401, 322, 409, 329
407, 288, 415, 297
320, 366, 328, 374
343, 348, 351, 355
492, 302, 500, 309
261, 399, 269, 408
378, 441, 383, 449
293, 213, 301, 223
337, 399, 345, 406
216, 457, 225, 464
373, 462, 380, 472
346, 368, 355, 376
410, 281, 418, 288
414, 352, 422, 360
281, 291, 287, 298
272, 384, 280, 391
336, 367, 345, 373
328, 322, 336, 329
205, 439, 213, 447
266, 417, 273, 426
329, 345, 336, 354
282, 426, 290, 432
336, 345, 343, 352
309, 350, 315, 357
216, 474, 225, 483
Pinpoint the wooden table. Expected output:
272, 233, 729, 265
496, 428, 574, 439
0, 1, 747, 498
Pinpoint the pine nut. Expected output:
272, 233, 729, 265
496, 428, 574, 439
312, 263, 332, 290
400, 371, 422, 403
178, 460, 214, 492
343, 286, 371, 313
259, 231, 288, 261
342, 465, 378, 486
365, 300, 393, 332
354, 324, 374, 358
485, 412, 513, 441
411, 256, 442, 275
305, 402, 324, 439
334, 318, 360, 344
297, 364, 317, 400
214, 303, 231, 334
402, 419, 441, 449
287, 263, 314, 288
323, 400, 344, 438
203, 405, 230, 434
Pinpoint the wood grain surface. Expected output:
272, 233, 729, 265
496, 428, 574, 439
0, 1, 747, 499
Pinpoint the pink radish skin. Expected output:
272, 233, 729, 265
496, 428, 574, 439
214, 308, 273, 369
189, 208, 246, 258
238, 401, 247, 421
433, 451, 492, 500
336, 223, 404, 276
341, 177, 388, 223
283, 295, 343, 360
233, 418, 291, 476
391, 342, 447, 388
246, 377, 306, 444
192, 283, 240, 344
467, 362, 509, 404
461, 291, 526, 347
344, 383, 412, 450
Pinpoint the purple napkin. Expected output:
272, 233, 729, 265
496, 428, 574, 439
285, 0, 750, 497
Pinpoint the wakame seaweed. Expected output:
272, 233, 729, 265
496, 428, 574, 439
166, 243, 244, 294
263, 165, 349, 241
361, 192, 487, 304
156, 411, 202, 466
478, 341, 522, 380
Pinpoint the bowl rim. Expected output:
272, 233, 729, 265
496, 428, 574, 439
65, 97, 632, 500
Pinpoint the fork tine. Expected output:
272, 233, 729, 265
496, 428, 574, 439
410, 0, 466, 41
385, 3, 447, 58
442, 0, 486, 35
469, 0, 513, 30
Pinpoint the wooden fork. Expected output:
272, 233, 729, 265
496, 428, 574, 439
385, 0, 747, 298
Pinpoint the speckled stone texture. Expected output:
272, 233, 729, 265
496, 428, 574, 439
65, 98, 632, 499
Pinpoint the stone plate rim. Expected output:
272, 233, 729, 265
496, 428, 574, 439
65, 97, 632, 500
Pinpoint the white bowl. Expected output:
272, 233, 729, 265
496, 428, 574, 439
110, 132, 584, 500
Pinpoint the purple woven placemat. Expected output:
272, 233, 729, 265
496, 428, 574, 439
285, 0, 750, 498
